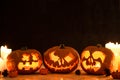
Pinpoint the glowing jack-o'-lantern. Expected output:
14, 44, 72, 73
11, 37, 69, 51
44, 44, 79, 73
80, 45, 114, 75
7, 49, 42, 74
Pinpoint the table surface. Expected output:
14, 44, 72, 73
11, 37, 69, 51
0, 65, 115, 80
0, 72, 114, 80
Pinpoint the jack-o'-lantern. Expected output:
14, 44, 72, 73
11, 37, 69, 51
7, 49, 42, 74
80, 45, 114, 75
44, 44, 79, 73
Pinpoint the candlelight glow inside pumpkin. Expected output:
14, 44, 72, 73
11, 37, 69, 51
18, 53, 41, 70
80, 45, 114, 75
49, 51, 75, 65
7, 49, 42, 74
44, 44, 79, 73
81, 51, 105, 72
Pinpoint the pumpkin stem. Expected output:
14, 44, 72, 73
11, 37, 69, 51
96, 44, 102, 48
59, 44, 65, 49
21, 46, 28, 50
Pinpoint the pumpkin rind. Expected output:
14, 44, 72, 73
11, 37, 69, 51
43, 44, 79, 73
80, 46, 114, 75
7, 49, 42, 74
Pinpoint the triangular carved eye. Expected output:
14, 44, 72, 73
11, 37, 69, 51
64, 52, 74, 63
81, 51, 90, 59
92, 51, 105, 63
49, 51, 59, 62
22, 54, 30, 61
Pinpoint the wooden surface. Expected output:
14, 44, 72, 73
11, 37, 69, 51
0, 73, 113, 80
0, 65, 115, 80
0, 70, 114, 80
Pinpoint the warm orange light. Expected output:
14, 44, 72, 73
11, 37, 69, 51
44, 60, 78, 71
18, 62, 40, 70
49, 51, 59, 62
22, 54, 30, 61
105, 42, 120, 72
64, 52, 74, 63
18, 54, 42, 70
0, 45, 12, 70
32, 53, 39, 61
81, 50, 105, 72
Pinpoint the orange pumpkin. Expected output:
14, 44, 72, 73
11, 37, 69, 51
43, 44, 79, 73
80, 45, 114, 75
7, 49, 42, 74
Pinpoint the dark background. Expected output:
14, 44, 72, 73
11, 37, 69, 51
1, 0, 120, 54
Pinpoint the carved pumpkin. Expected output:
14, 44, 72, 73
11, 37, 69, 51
44, 44, 79, 73
80, 45, 114, 75
7, 49, 42, 74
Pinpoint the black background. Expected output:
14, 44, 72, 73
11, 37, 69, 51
1, 0, 120, 54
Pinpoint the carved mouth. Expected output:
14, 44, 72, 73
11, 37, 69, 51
44, 60, 78, 71
82, 61, 101, 72
18, 60, 42, 70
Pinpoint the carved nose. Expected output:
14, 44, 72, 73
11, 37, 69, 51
61, 58, 64, 64
58, 58, 65, 66
87, 57, 95, 65
88, 57, 93, 63
58, 59, 61, 66
87, 57, 93, 65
